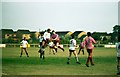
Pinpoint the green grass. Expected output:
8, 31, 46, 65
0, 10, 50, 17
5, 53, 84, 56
2, 47, 117, 75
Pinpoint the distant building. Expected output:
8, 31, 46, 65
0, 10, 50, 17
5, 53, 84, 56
78, 31, 87, 38
16, 29, 30, 40
1, 29, 14, 39
56, 31, 69, 38
72, 31, 83, 37
0, 29, 113, 44
65, 31, 73, 37
13, 31, 18, 41
30, 31, 40, 39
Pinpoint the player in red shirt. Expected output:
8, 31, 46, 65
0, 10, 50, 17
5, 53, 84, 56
78, 41, 85, 55
84, 32, 96, 67
51, 30, 64, 52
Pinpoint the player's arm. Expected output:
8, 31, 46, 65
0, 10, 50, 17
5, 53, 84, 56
74, 40, 77, 48
43, 32, 47, 40
83, 39, 87, 46
54, 35, 59, 40
92, 38, 96, 44
26, 41, 29, 48
52, 38, 56, 40
20, 41, 23, 46
116, 44, 118, 51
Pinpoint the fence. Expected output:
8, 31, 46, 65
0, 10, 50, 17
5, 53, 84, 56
6, 44, 38, 47
0, 44, 116, 48
0, 44, 69, 48
104, 45, 116, 48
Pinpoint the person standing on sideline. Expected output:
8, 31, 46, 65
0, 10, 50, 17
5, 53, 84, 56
67, 35, 80, 64
20, 37, 29, 57
84, 32, 96, 67
116, 36, 120, 75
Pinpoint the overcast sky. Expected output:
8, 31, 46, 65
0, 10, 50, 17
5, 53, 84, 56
1, 0, 119, 33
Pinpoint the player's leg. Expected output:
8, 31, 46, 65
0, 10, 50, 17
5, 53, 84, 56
56, 41, 64, 52
39, 48, 42, 58
82, 48, 84, 55
24, 48, 29, 57
58, 46, 64, 51
49, 46, 51, 54
52, 48, 55, 55
41, 40, 46, 59
73, 51, 80, 64
20, 48, 23, 57
67, 50, 72, 64
89, 49, 94, 65
58, 44, 64, 51
52, 43, 57, 53
49, 46, 55, 55
117, 57, 120, 75
38, 42, 42, 58
42, 40, 46, 49
86, 49, 91, 67
78, 47, 81, 55
38, 42, 42, 53
42, 50, 45, 59
52, 41, 58, 52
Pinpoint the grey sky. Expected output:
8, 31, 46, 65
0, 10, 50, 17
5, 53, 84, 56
118, 1, 120, 25
1, 0, 119, 33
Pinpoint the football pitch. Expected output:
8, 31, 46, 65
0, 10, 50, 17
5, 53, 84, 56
2, 47, 117, 75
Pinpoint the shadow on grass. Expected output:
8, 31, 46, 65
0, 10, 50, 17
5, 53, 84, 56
2, 56, 116, 65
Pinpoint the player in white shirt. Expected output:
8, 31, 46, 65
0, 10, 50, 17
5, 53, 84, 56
67, 35, 80, 64
20, 37, 29, 57
38, 32, 45, 59
116, 36, 120, 75
43, 31, 51, 41
38, 34, 44, 47
43, 28, 51, 45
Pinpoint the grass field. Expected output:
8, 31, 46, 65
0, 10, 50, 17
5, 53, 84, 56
2, 47, 117, 75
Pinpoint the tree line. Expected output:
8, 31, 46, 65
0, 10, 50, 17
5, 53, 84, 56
1, 25, 120, 45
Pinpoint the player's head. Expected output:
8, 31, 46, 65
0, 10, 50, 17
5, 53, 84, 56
87, 32, 91, 37
52, 30, 55, 34
23, 37, 26, 40
47, 28, 51, 33
40, 31, 44, 36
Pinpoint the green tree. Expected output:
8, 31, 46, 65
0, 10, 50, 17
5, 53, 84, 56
112, 25, 120, 43
102, 36, 108, 44
30, 33, 38, 43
